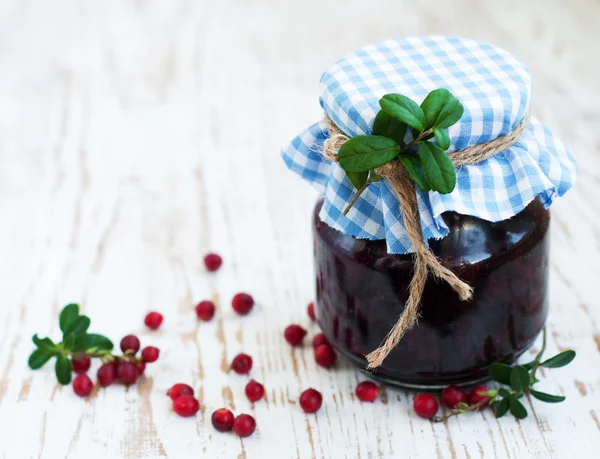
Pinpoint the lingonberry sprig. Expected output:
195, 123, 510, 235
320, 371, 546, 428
433, 326, 576, 422
28, 303, 161, 388
28, 303, 114, 385
338, 89, 464, 214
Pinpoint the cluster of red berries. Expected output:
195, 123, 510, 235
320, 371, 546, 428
413, 385, 490, 419
283, 303, 336, 368
72, 334, 160, 397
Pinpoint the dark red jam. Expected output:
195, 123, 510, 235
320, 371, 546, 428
314, 197, 550, 388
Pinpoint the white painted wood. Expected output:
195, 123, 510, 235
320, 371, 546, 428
0, 0, 599, 457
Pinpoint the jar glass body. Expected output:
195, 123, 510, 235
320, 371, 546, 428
313, 198, 550, 388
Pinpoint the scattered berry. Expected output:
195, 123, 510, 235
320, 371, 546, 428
312, 333, 330, 349
72, 374, 94, 397
231, 293, 254, 315
355, 381, 380, 402
314, 344, 336, 368
120, 335, 141, 355
135, 360, 146, 375
231, 353, 253, 374
245, 379, 265, 402
173, 395, 200, 417
71, 354, 91, 374
141, 346, 160, 363
212, 408, 235, 432
413, 393, 439, 419
233, 414, 256, 437
307, 302, 316, 321
299, 388, 323, 413
97, 363, 117, 387
167, 383, 194, 401
284, 324, 307, 346
468, 385, 491, 408
204, 253, 223, 272
117, 362, 139, 385
144, 312, 163, 330
195, 300, 216, 321
441, 385, 467, 409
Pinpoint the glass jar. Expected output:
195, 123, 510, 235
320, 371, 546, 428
313, 197, 550, 388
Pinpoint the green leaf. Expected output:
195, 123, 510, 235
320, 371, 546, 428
489, 363, 513, 385
522, 361, 535, 371
67, 316, 91, 337
420, 88, 464, 129
346, 171, 369, 190
55, 355, 72, 385
494, 397, 510, 418
510, 365, 530, 392
498, 388, 511, 398
417, 142, 456, 194
434, 96, 464, 129
398, 154, 432, 192
530, 390, 566, 403
32, 334, 55, 351
541, 350, 576, 369
372, 110, 408, 144
509, 395, 528, 419
338, 135, 400, 173
59, 303, 79, 334
369, 171, 384, 182
433, 127, 450, 150
28, 349, 55, 370
82, 334, 114, 352
379, 94, 427, 132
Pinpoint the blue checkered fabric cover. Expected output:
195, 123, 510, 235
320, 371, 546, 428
282, 36, 577, 254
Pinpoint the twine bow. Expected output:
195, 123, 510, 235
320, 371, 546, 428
322, 113, 530, 369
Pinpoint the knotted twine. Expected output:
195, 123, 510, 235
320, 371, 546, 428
322, 113, 530, 369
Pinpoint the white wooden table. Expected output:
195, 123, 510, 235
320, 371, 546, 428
1, 1, 599, 457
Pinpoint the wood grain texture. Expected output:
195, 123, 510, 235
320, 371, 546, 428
0, 0, 599, 457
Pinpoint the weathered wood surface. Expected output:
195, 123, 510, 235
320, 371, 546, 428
0, 0, 599, 457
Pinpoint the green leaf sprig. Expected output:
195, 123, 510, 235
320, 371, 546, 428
434, 327, 576, 422
338, 89, 464, 214
28, 303, 114, 385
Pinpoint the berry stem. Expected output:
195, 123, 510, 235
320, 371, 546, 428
432, 390, 497, 423
530, 326, 547, 382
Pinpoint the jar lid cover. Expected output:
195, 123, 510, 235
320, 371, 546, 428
282, 36, 577, 254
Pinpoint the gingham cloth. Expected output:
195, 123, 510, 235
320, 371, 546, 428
282, 36, 577, 254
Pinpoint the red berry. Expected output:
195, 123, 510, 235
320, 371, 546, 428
413, 393, 439, 419
204, 253, 223, 272
144, 312, 163, 330
173, 395, 200, 417
245, 379, 265, 402
120, 335, 141, 355
72, 374, 93, 397
284, 324, 307, 346
312, 333, 330, 349
441, 385, 467, 409
299, 388, 323, 413
97, 363, 117, 387
314, 344, 336, 368
167, 383, 194, 401
141, 346, 160, 363
231, 293, 254, 315
136, 360, 146, 375
233, 414, 256, 437
307, 302, 316, 321
211, 408, 235, 432
231, 353, 253, 374
195, 300, 215, 321
117, 362, 139, 385
468, 385, 491, 408
355, 381, 380, 402
71, 354, 91, 374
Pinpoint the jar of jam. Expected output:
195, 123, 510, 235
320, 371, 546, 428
314, 197, 549, 388
281, 36, 577, 388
